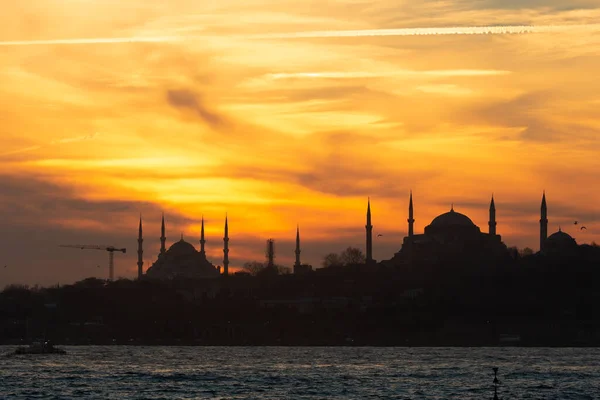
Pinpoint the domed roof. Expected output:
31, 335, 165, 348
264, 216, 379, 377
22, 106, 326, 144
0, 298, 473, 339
546, 229, 577, 247
167, 238, 197, 256
429, 208, 475, 228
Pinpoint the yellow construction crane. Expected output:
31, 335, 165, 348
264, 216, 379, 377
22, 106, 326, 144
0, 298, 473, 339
59, 245, 126, 281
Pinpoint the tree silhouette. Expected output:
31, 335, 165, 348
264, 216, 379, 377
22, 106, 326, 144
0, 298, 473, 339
322, 252, 343, 268
243, 261, 267, 276
243, 261, 290, 276
322, 247, 366, 267
341, 247, 366, 265
519, 247, 534, 257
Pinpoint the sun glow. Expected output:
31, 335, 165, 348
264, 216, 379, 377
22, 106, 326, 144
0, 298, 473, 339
1, 0, 599, 284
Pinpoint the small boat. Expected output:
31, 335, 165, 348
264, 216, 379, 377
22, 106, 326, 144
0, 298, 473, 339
13, 340, 66, 355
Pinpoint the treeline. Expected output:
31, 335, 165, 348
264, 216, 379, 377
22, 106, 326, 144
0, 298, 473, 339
1, 246, 600, 346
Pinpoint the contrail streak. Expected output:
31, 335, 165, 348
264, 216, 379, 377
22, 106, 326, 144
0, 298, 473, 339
0, 36, 179, 46
1, 24, 598, 46
250, 23, 600, 39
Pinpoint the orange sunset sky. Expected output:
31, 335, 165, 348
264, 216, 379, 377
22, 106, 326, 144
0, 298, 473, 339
1, 1, 599, 286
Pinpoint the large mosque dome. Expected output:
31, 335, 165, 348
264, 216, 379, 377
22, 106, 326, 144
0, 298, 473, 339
429, 209, 476, 228
167, 238, 197, 256
423, 207, 482, 237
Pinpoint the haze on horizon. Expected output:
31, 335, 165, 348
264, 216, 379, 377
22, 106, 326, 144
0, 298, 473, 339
1, 0, 599, 286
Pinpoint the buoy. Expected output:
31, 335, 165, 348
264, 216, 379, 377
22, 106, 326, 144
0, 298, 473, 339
492, 367, 500, 400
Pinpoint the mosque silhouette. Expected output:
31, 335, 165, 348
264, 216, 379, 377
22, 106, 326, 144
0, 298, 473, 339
135, 192, 579, 280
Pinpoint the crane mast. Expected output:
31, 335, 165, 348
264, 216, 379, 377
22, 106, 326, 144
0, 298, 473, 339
59, 245, 126, 281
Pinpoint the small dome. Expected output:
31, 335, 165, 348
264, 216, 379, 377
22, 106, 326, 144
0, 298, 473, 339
546, 229, 577, 249
167, 239, 197, 255
430, 208, 475, 228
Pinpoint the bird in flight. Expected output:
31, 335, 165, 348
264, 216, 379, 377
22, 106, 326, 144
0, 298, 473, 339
377, 234, 383, 237
581, 226, 587, 230
574, 221, 578, 225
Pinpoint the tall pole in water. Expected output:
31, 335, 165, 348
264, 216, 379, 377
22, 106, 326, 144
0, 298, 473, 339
493, 367, 500, 400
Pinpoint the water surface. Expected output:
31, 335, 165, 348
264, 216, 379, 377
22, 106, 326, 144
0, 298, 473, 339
1, 346, 598, 399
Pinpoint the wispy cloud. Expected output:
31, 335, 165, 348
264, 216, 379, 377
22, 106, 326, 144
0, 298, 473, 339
263, 70, 510, 80
2, 23, 599, 47
0, 36, 179, 46
166, 90, 228, 130
249, 23, 600, 39
0, 134, 99, 158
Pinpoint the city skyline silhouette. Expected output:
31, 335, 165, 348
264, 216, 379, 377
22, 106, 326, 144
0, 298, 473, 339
2, 3, 600, 399
0, 1, 599, 286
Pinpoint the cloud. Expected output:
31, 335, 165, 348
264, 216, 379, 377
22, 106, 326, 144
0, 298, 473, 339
0, 133, 99, 158
462, 91, 600, 142
248, 24, 600, 39
2, 23, 599, 48
0, 174, 205, 285
166, 89, 228, 130
0, 36, 179, 46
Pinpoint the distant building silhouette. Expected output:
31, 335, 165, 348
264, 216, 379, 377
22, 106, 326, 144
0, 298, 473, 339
544, 227, 578, 255
266, 239, 275, 268
488, 196, 496, 236
293, 226, 313, 274
408, 190, 415, 238
200, 215, 206, 256
137, 215, 143, 279
540, 192, 548, 252
160, 213, 166, 256
223, 215, 229, 277
365, 198, 374, 265
383, 193, 508, 269
294, 225, 301, 269
144, 214, 220, 280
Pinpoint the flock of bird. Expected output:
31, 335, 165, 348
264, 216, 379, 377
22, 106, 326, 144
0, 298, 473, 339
574, 221, 587, 230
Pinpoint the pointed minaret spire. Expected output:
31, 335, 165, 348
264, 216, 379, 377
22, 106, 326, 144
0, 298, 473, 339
489, 194, 497, 236
366, 198, 373, 265
408, 190, 415, 238
137, 214, 144, 279
200, 215, 206, 256
540, 191, 548, 252
160, 212, 166, 255
294, 224, 301, 269
223, 214, 229, 276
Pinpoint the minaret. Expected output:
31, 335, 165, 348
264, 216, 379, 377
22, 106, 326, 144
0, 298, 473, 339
540, 191, 548, 251
160, 212, 166, 255
294, 225, 301, 268
223, 214, 229, 276
488, 195, 497, 235
365, 198, 373, 264
408, 190, 415, 237
200, 215, 206, 256
137, 215, 144, 279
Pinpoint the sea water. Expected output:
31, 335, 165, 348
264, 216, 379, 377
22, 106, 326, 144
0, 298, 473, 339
1, 346, 598, 399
